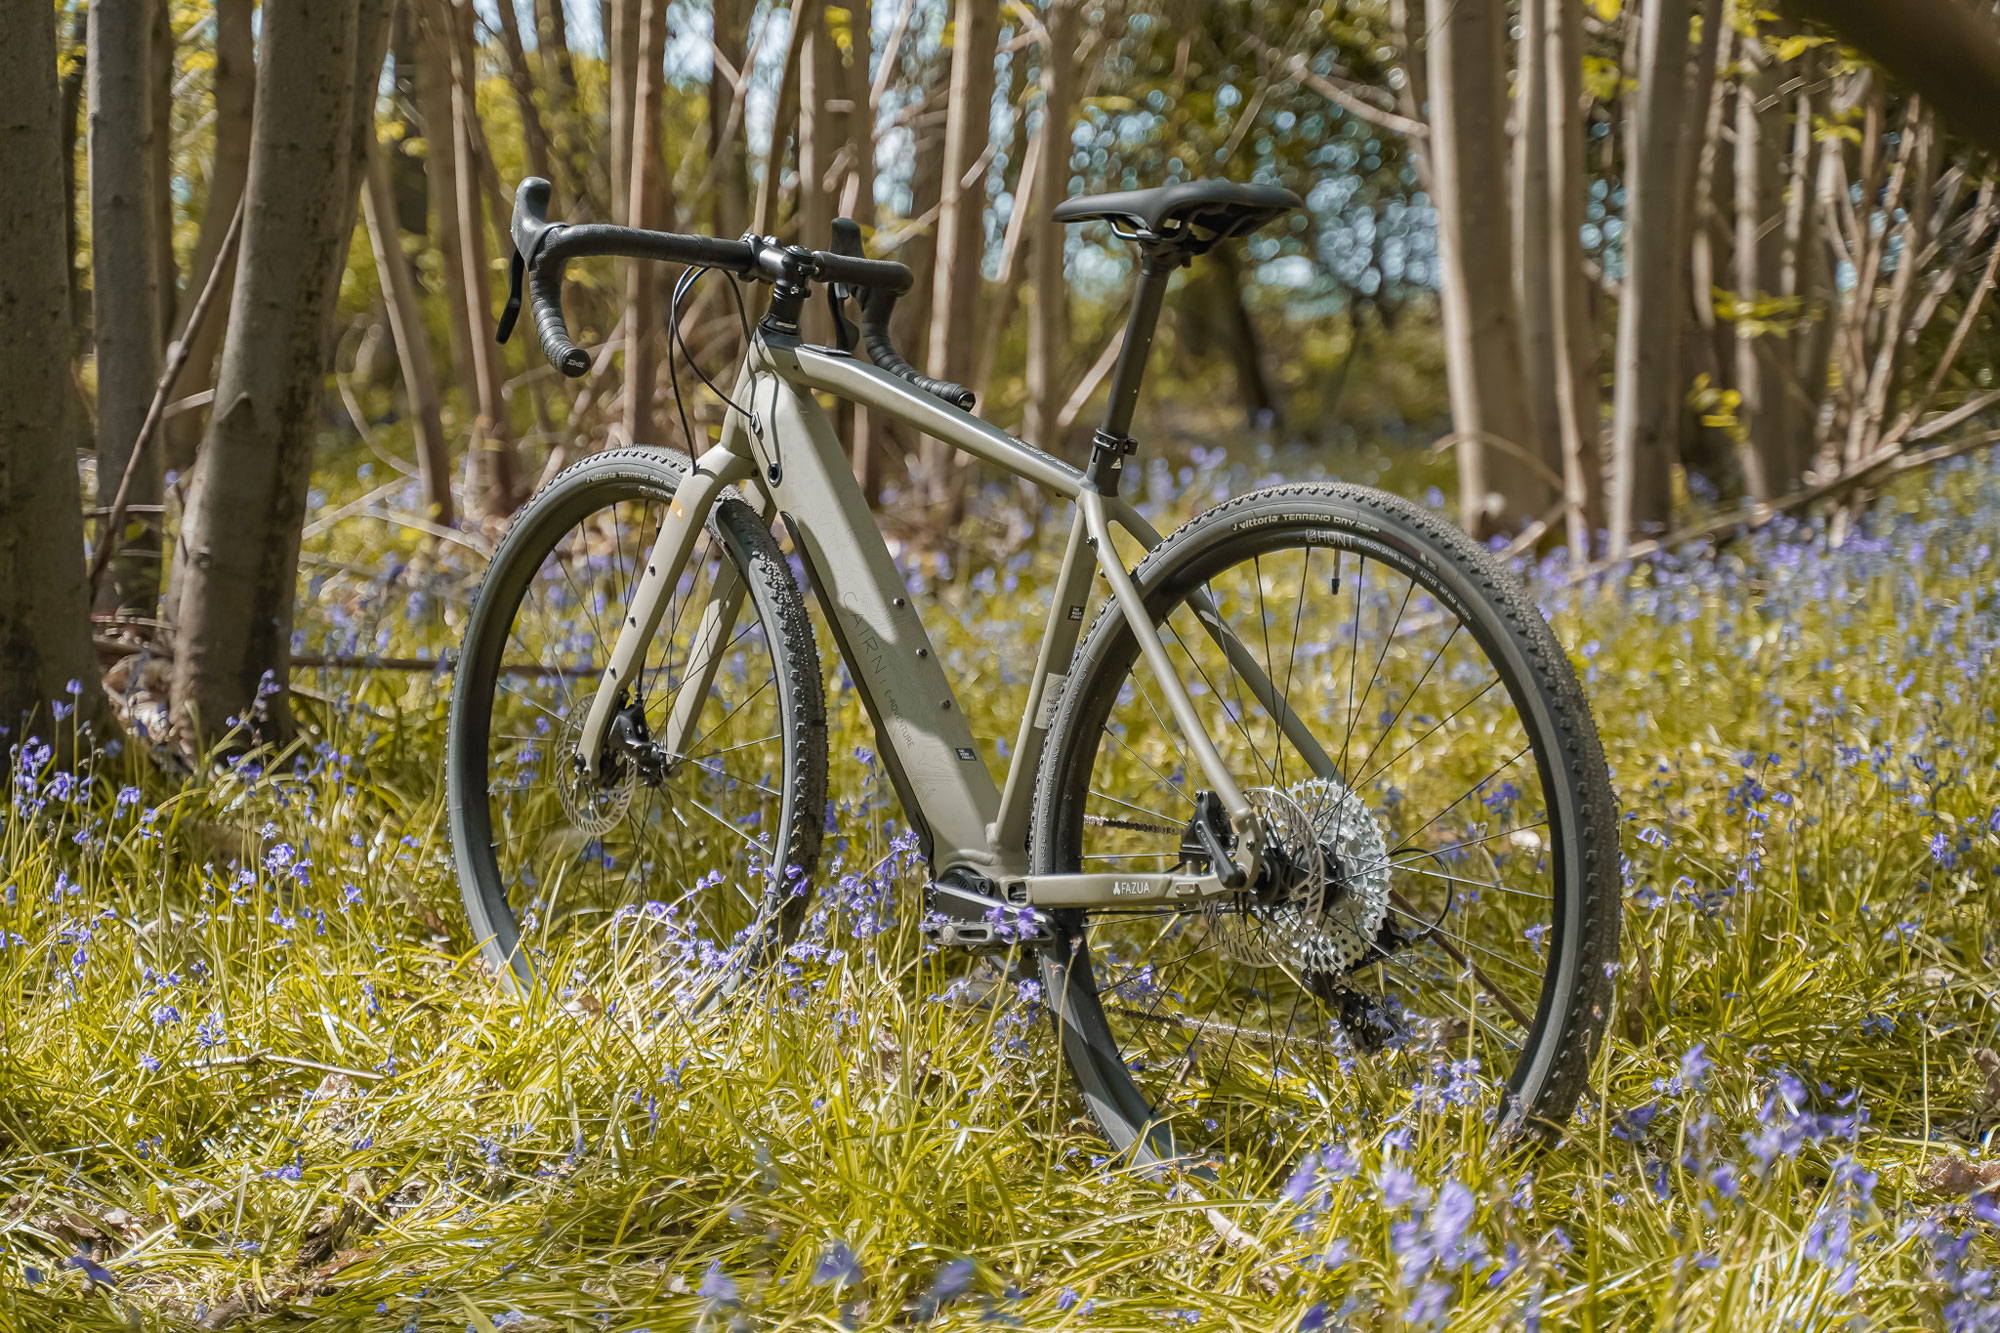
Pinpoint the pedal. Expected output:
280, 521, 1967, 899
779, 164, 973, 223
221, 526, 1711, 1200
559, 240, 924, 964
921, 873, 1056, 952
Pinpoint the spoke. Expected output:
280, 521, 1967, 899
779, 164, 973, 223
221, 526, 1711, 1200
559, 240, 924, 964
681, 674, 776, 760
1103, 728, 1197, 811
1347, 819, 1552, 879
495, 678, 569, 727
656, 602, 765, 734
1343, 577, 1416, 779
1385, 901, 1545, 982
1392, 862, 1552, 901
1087, 789, 1184, 829
679, 790, 776, 862
1372, 948, 1526, 1049
681, 759, 785, 800
1349, 621, 1461, 785
1167, 602, 1278, 788
1390, 744, 1532, 853
1340, 556, 1364, 775
683, 731, 784, 762
1105, 1004, 1345, 1056
1082, 812, 1184, 836
1354, 671, 1497, 794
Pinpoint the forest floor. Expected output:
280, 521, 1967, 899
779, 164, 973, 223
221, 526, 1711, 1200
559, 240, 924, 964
5, 442, 2000, 1331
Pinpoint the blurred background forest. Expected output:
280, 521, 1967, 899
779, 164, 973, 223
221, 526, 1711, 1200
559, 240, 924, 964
9, 0, 2000, 753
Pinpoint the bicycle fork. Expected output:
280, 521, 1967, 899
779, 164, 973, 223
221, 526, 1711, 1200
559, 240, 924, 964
573, 430, 756, 780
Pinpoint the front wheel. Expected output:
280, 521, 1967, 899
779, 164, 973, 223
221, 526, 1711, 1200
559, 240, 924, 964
1030, 484, 1620, 1165
447, 447, 827, 993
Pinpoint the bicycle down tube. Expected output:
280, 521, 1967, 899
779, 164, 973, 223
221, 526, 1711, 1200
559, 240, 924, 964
573, 329, 1329, 905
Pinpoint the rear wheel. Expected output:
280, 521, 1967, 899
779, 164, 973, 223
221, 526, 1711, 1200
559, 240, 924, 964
447, 448, 827, 993
1030, 484, 1619, 1164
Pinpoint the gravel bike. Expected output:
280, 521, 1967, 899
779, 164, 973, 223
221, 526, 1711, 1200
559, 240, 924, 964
446, 176, 1621, 1163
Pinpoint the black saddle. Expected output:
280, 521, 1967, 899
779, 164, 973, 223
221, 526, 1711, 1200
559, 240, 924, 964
1052, 179, 1302, 241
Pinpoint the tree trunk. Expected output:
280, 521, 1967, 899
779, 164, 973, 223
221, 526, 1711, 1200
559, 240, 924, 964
1542, 0, 1605, 553
840, 0, 876, 222
89, 0, 164, 616
1678, 0, 1739, 502
1513, 0, 1560, 490
838, 0, 882, 492
797, 3, 834, 342
1780, 59, 1829, 479
752, 0, 816, 238
448, 0, 521, 514
1025, 0, 1079, 454
494, 0, 555, 186
1734, 43, 1791, 498
416, 2, 480, 498
926, 0, 999, 387
1208, 246, 1281, 431
620, 0, 671, 447
897, 59, 950, 363
1607, 0, 1693, 554
608, 0, 642, 222
171, 0, 391, 749
709, 0, 750, 242
149, 1, 176, 346
362, 136, 454, 524
60, 9, 88, 351
168, 0, 256, 475
921, 0, 998, 510
0, 0, 107, 750
1427, 0, 1547, 538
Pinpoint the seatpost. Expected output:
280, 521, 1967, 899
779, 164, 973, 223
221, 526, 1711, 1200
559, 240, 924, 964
1083, 241, 1184, 495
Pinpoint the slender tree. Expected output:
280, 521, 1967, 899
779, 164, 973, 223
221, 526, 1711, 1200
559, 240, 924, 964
88, 0, 164, 616
362, 136, 455, 524
171, 0, 392, 749
168, 0, 256, 474
1733, 38, 1791, 498
1427, 0, 1547, 537
1608, 0, 1693, 554
1542, 0, 1604, 551
493, 0, 555, 186
709, 0, 750, 242
609, 0, 642, 222
0, 0, 106, 751
445, 0, 521, 514
1026, 0, 1079, 453
621, 0, 671, 446
921, 0, 999, 510
1513, 0, 1560, 488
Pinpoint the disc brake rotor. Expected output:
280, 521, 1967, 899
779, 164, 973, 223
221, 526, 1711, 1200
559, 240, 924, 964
557, 709, 636, 837
1208, 776, 1392, 973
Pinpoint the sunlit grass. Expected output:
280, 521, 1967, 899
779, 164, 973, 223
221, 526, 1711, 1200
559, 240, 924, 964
6, 444, 2000, 1329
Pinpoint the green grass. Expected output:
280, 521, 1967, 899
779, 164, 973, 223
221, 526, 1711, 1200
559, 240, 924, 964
5, 446, 2000, 1331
